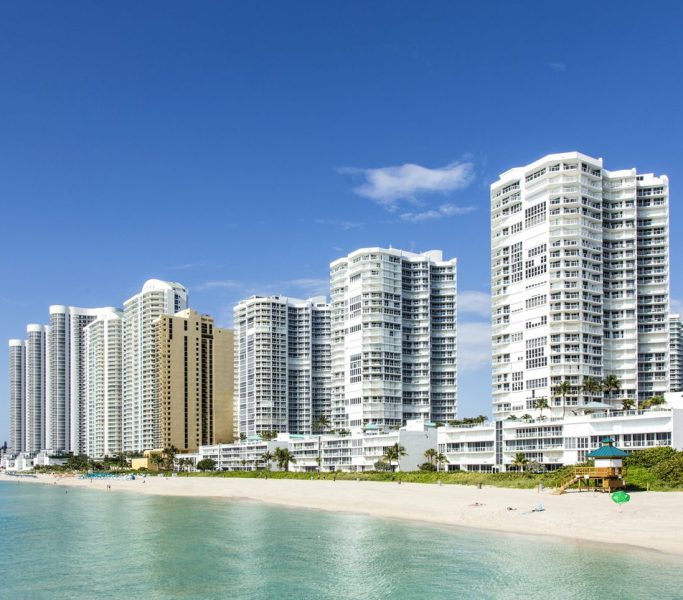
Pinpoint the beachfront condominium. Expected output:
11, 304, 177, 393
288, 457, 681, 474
491, 152, 669, 419
122, 279, 188, 452
47, 305, 120, 454
330, 248, 457, 430
8, 339, 26, 452
84, 309, 123, 458
25, 324, 49, 453
155, 309, 234, 453
234, 296, 331, 438
671, 314, 682, 392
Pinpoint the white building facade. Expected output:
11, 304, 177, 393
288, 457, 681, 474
439, 408, 683, 472
8, 339, 26, 453
47, 305, 119, 454
122, 279, 188, 452
491, 152, 669, 419
25, 324, 49, 453
84, 309, 123, 458
330, 248, 457, 430
670, 314, 682, 392
193, 420, 436, 473
234, 295, 331, 438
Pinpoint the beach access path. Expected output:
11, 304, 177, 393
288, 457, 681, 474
3, 473, 682, 556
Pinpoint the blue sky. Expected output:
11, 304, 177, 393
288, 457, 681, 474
1, 1, 682, 441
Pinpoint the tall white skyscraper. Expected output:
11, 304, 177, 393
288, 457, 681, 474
8, 339, 26, 452
25, 324, 49, 453
330, 247, 457, 430
84, 309, 123, 458
491, 152, 669, 419
234, 295, 331, 437
670, 314, 682, 393
122, 279, 188, 452
47, 305, 119, 454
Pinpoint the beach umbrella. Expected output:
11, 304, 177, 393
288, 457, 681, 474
611, 491, 630, 505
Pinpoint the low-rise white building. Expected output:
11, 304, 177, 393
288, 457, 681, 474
0, 452, 35, 472
184, 410, 682, 474
190, 420, 437, 473
198, 438, 284, 471
439, 408, 683, 472
289, 420, 437, 472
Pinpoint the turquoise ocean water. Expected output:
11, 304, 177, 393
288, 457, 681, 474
1, 480, 681, 600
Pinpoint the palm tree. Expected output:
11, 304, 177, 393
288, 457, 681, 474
435, 452, 449, 472
641, 395, 666, 410
163, 445, 178, 471
535, 397, 549, 420
261, 451, 274, 470
313, 416, 331, 434
621, 398, 635, 411
424, 448, 437, 466
511, 452, 529, 472
260, 430, 277, 441
553, 379, 573, 418
150, 453, 165, 472
582, 377, 602, 400
273, 447, 297, 472
602, 375, 621, 402
383, 443, 407, 472
521, 414, 533, 422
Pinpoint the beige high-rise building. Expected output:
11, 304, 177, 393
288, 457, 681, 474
156, 309, 234, 453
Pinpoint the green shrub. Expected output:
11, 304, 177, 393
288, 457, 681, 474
626, 447, 679, 469
418, 463, 437, 472
651, 454, 683, 487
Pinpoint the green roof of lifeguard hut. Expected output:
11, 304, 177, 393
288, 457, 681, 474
586, 437, 628, 458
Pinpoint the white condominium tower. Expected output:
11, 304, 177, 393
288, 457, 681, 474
670, 314, 682, 392
330, 248, 457, 430
25, 324, 49, 453
47, 305, 119, 454
491, 152, 669, 419
8, 339, 26, 452
234, 295, 331, 437
84, 309, 123, 458
122, 279, 188, 452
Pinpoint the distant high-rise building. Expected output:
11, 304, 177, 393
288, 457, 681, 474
155, 309, 234, 453
47, 305, 119, 454
122, 279, 188, 452
234, 295, 331, 438
490, 152, 669, 419
670, 314, 682, 393
330, 247, 457, 430
84, 309, 123, 458
8, 339, 26, 452
25, 324, 49, 453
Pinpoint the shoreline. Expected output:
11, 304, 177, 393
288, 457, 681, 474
3, 473, 683, 557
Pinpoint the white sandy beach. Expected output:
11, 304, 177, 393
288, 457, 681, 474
4, 473, 683, 556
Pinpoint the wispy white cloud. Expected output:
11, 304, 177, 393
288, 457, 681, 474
340, 160, 475, 210
193, 277, 329, 300
400, 203, 476, 223
549, 62, 567, 72
193, 280, 244, 292
458, 322, 491, 372
282, 278, 329, 298
314, 218, 365, 231
459, 290, 490, 318
168, 260, 224, 271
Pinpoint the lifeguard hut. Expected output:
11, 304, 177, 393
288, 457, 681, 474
555, 438, 628, 494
